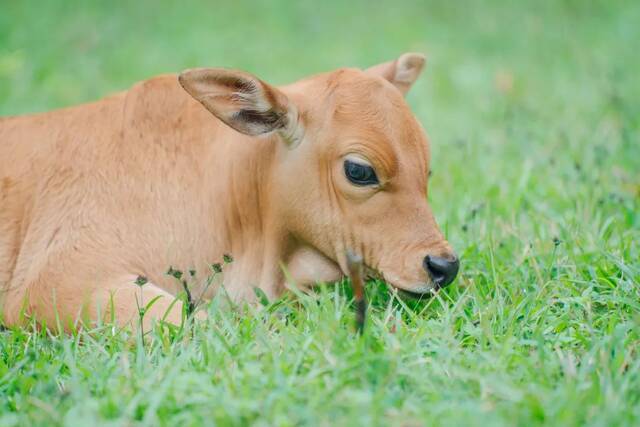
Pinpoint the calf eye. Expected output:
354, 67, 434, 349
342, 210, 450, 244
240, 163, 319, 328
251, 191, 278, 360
344, 160, 379, 186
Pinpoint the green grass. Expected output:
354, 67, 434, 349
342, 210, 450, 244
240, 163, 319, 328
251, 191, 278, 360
1, 0, 639, 425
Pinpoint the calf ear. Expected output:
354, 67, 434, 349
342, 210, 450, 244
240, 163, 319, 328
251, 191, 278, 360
179, 68, 297, 137
365, 52, 426, 95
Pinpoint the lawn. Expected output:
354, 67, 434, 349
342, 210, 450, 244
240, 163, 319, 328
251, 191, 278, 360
1, 0, 639, 426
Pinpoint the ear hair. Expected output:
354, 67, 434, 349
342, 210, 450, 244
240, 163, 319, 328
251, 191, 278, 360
179, 68, 296, 137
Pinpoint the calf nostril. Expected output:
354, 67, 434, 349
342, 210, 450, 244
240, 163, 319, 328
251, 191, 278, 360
423, 255, 460, 288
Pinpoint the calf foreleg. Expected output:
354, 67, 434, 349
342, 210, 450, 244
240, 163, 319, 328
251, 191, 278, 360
4, 274, 190, 331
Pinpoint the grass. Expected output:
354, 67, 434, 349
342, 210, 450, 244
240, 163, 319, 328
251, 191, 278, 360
1, 0, 639, 425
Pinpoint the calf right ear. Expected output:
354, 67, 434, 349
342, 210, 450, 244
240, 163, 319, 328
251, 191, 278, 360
179, 68, 298, 138
366, 53, 426, 95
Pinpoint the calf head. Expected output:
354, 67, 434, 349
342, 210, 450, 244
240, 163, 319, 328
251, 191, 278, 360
179, 53, 458, 297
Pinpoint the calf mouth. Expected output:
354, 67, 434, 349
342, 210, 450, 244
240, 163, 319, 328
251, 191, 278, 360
363, 265, 437, 300
398, 287, 437, 300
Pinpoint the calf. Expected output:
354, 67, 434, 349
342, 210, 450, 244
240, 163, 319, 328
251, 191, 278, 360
0, 53, 458, 330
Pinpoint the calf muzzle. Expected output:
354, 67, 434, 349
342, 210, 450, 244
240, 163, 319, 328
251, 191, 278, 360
423, 254, 459, 288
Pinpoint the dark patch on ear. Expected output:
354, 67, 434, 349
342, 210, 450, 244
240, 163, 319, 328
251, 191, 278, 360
235, 108, 286, 131
205, 74, 259, 93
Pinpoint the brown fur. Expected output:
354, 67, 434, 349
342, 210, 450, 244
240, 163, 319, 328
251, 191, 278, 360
0, 53, 455, 330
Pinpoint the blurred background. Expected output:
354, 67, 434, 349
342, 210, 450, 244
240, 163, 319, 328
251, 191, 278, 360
1, 0, 638, 267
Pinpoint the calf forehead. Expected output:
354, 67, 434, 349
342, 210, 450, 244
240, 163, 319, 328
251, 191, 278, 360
325, 70, 429, 177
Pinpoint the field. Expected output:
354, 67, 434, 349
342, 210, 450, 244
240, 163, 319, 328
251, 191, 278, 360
1, 1, 639, 426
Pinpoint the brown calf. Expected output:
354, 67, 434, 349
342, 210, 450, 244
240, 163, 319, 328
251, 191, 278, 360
0, 53, 458, 330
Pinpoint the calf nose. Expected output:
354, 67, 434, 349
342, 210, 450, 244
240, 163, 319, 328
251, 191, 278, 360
423, 255, 459, 288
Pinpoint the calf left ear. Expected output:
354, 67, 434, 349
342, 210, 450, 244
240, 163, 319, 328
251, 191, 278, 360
366, 52, 426, 95
179, 68, 298, 138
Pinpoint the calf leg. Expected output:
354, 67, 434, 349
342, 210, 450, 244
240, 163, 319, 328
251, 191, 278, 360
92, 276, 189, 330
4, 273, 190, 332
